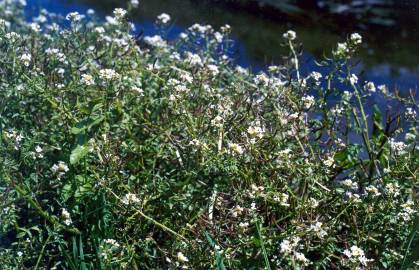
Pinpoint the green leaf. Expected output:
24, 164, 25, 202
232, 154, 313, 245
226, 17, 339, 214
204, 231, 227, 270
61, 183, 73, 202
79, 236, 87, 270
75, 183, 93, 200
255, 220, 272, 270
71, 115, 104, 135
334, 144, 361, 169
400, 216, 419, 270
372, 105, 385, 146
72, 237, 78, 266
70, 144, 90, 165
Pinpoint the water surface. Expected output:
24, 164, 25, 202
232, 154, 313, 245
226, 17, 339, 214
25, 0, 419, 92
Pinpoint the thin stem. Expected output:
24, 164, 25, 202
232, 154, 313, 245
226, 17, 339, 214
34, 234, 52, 270
288, 40, 300, 81
107, 188, 188, 243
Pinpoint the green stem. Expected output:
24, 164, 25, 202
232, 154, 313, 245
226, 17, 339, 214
108, 188, 188, 242
14, 184, 81, 235
256, 220, 272, 270
288, 40, 300, 81
34, 234, 52, 270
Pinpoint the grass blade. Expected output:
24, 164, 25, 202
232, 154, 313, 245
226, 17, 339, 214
256, 220, 272, 270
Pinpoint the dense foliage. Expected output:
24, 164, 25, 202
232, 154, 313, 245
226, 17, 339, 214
0, 1, 417, 269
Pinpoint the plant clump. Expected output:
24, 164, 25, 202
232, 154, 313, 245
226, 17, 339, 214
0, 1, 417, 269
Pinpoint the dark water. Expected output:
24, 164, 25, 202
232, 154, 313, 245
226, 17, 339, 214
24, 0, 419, 92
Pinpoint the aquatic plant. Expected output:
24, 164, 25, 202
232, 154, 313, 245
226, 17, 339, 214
0, 1, 417, 269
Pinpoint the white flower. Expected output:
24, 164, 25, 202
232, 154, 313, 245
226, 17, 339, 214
283, 30, 296, 40
364, 81, 376, 92
302, 95, 315, 109
344, 246, 360, 258
122, 193, 140, 205
174, 84, 190, 93
220, 24, 231, 34
331, 105, 344, 116
132, 86, 144, 95
131, 0, 139, 8
177, 252, 189, 263
143, 35, 167, 48
81, 74, 95, 86
238, 221, 249, 228
405, 107, 416, 120
235, 66, 248, 75
189, 23, 212, 34
220, 24, 231, 33
5, 129, 24, 150
35, 145, 42, 153
179, 32, 188, 39
342, 179, 358, 189
0, 19, 11, 28
336, 42, 349, 56
228, 143, 244, 155
157, 13, 171, 24
323, 155, 334, 168
214, 31, 223, 43
17, 251, 23, 257
94, 26, 105, 34
30, 22, 40, 32
350, 33, 362, 45
345, 191, 362, 203
359, 255, 374, 266
254, 73, 269, 86
343, 245, 373, 266
45, 48, 67, 63
113, 8, 127, 20
308, 198, 319, 208
232, 205, 244, 217
280, 240, 292, 254
309, 222, 328, 238
207, 64, 219, 76
385, 183, 400, 197
247, 125, 264, 139
104, 238, 120, 248
184, 52, 203, 67
276, 193, 290, 207
51, 161, 69, 179
310, 71, 322, 81
114, 37, 129, 48
399, 200, 416, 221
20, 53, 31, 67
342, 90, 352, 101
99, 69, 119, 81
179, 72, 193, 83
349, 73, 358, 85
405, 132, 416, 141
61, 208, 72, 226
105, 16, 118, 25
66, 12, 83, 22
294, 252, 310, 265
389, 138, 407, 155
378, 84, 387, 94
34, 145, 44, 159
57, 68, 65, 76
365, 185, 381, 197
5, 32, 21, 42
349, 245, 364, 257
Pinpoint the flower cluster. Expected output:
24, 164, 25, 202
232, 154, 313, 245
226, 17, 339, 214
0, 4, 416, 270
343, 245, 374, 267
51, 161, 69, 179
